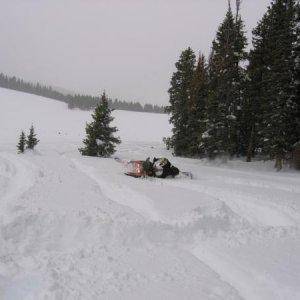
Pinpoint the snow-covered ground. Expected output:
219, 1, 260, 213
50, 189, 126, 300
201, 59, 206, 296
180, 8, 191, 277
0, 88, 300, 300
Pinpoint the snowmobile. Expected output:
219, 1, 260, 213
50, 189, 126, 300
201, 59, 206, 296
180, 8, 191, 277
114, 157, 193, 179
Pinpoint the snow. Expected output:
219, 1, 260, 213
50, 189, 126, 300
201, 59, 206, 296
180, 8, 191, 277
1, 87, 300, 299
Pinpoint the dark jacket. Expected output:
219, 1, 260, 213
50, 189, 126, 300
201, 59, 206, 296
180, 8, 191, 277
152, 158, 179, 178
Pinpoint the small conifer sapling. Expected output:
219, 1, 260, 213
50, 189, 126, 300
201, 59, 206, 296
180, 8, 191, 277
79, 92, 121, 157
26, 125, 39, 150
17, 131, 26, 153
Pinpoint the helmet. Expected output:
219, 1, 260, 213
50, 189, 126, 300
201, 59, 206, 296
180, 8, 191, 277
158, 158, 168, 167
153, 162, 163, 176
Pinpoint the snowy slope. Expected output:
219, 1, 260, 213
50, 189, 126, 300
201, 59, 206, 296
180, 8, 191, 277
0, 88, 300, 300
0, 88, 171, 146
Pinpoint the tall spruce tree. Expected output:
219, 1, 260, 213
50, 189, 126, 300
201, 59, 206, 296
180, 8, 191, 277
187, 54, 209, 156
79, 92, 121, 157
295, 1, 300, 144
17, 131, 26, 153
246, 3, 274, 162
166, 47, 196, 156
248, 0, 298, 170
205, 2, 247, 157
26, 125, 39, 150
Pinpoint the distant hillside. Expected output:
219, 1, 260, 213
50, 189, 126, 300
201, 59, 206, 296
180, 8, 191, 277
51, 85, 77, 96
0, 73, 165, 113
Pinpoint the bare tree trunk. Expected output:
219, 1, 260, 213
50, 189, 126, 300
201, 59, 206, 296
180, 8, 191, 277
235, 0, 241, 21
275, 154, 283, 171
246, 126, 254, 162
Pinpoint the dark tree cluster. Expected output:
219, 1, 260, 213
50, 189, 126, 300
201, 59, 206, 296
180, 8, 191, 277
166, 0, 299, 170
0, 73, 165, 114
17, 125, 39, 153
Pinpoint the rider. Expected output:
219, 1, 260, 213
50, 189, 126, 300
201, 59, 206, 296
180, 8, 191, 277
143, 157, 179, 178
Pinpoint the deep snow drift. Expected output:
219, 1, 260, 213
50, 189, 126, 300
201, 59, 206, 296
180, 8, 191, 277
0, 88, 300, 300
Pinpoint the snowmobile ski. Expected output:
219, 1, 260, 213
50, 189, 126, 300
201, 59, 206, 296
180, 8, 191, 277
180, 171, 193, 179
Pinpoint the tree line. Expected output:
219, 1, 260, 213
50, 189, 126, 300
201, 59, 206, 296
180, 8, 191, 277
165, 0, 300, 170
0, 73, 165, 113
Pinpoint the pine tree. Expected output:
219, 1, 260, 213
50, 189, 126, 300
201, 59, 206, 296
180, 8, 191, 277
294, 2, 300, 144
234, 2, 249, 157
204, 3, 247, 157
17, 131, 26, 153
245, 3, 275, 162
79, 92, 121, 157
187, 54, 209, 156
248, 0, 298, 170
26, 125, 39, 150
166, 47, 196, 156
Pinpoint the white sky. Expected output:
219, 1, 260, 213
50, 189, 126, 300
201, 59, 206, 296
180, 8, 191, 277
0, 0, 270, 105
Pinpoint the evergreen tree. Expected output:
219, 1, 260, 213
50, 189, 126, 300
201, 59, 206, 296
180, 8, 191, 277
166, 47, 196, 156
246, 4, 274, 162
17, 131, 26, 153
26, 125, 39, 150
79, 92, 121, 157
294, 2, 300, 144
204, 3, 247, 157
248, 0, 298, 169
187, 54, 209, 156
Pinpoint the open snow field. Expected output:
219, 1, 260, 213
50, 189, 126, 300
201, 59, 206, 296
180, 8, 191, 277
1, 88, 300, 299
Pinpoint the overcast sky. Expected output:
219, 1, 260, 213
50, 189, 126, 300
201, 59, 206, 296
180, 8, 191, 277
0, 0, 271, 105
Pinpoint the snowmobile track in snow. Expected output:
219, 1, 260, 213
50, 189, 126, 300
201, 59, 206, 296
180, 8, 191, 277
0, 152, 37, 207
